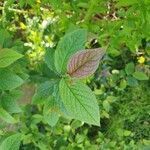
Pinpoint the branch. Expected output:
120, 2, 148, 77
0, 6, 29, 14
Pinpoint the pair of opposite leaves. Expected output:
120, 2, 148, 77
67, 48, 106, 79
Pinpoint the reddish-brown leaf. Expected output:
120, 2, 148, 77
67, 48, 105, 78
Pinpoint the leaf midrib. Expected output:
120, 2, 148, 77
69, 51, 99, 76
64, 79, 98, 124
59, 36, 82, 73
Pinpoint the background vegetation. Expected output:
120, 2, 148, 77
0, 0, 150, 149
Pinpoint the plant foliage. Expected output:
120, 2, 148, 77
0, 0, 149, 149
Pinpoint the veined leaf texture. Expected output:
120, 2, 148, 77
67, 48, 105, 78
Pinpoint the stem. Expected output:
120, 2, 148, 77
0, 6, 29, 14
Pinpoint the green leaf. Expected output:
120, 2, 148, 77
44, 111, 59, 127
32, 80, 57, 104
119, 79, 127, 90
0, 69, 24, 90
0, 48, 23, 68
44, 48, 56, 72
52, 83, 69, 116
103, 100, 110, 112
0, 29, 12, 47
0, 133, 21, 150
59, 78, 100, 126
108, 48, 121, 57
0, 107, 16, 124
142, 145, 150, 150
123, 130, 131, 136
0, 94, 22, 114
43, 97, 59, 127
116, 0, 138, 7
18, 0, 26, 7
31, 114, 43, 125
125, 62, 135, 75
127, 76, 138, 87
133, 71, 149, 80
55, 29, 87, 74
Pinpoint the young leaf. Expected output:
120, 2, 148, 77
55, 29, 87, 74
0, 69, 24, 90
0, 133, 21, 150
0, 48, 23, 68
67, 48, 105, 78
59, 78, 100, 126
